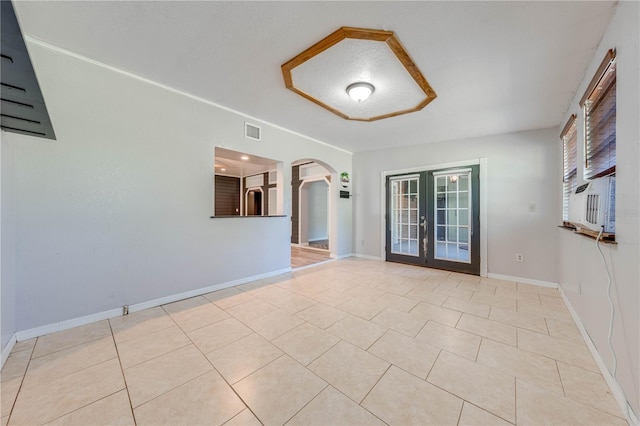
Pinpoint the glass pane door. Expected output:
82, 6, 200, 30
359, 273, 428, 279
434, 170, 472, 263
390, 175, 420, 256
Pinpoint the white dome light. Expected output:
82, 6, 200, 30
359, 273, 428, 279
346, 82, 375, 102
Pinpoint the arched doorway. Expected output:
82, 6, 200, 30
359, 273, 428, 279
291, 159, 337, 268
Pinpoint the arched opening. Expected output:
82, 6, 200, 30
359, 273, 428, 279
291, 159, 337, 268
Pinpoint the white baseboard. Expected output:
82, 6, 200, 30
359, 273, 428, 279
1, 333, 17, 369
13, 267, 292, 344
558, 286, 638, 425
351, 253, 383, 261
487, 273, 558, 288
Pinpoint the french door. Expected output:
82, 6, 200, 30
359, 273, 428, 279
385, 166, 480, 275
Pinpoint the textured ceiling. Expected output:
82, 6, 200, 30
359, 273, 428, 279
13, 1, 617, 153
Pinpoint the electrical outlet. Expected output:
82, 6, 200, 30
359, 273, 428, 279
516, 253, 524, 262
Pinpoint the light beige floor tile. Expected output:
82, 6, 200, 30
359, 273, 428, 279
367, 330, 440, 379
546, 318, 583, 341
308, 341, 389, 403
517, 329, 598, 372
517, 283, 561, 297
370, 308, 427, 337
336, 297, 384, 320
9, 339, 36, 355
458, 281, 497, 294
516, 379, 626, 425
409, 301, 462, 326
322, 278, 360, 292
24, 336, 117, 383
271, 293, 317, 314
125, 345, 212, 407
401, 268, 435, 280
188, 317, 253, 354
110, 307, 175, 344
225, 298, 277, 322
345, 285, 385, 300
234, 355, 326, 425
295, 303, 347, 329
415, 321, 481, 360
405, 287, 448, 306
456, 314, 517, 346
443, 296, 491, 318
1, 350, 31, 383
557, 362, 622, 417
224, 409, 261, 426
272, 323, 339, 366
470, 292, 517, 311
517, 300, 573, 323
163, 297, 229, 332
116, 325, 190, 369
449, 272, 482, 283
1, 416, 6, 426
206, 333, 282, 384
375, 280, 415, 296
311, 288, 354, 307
362, 365, 463, 425
250, 285, 294, 304
434, 284, 474, 300
428, 351, 515, 422
495, 288, 541, 304
243, 308, 304, 340
1, 376, 21, 418
45, 390, 134, 425
10, 358, 125, 425
480, 277, 517, 290
489, 306, 548, 333
206, 287, 255, 308
31, 320, 112, 358
325, 315, 386, 350
539, 294, 568, 308
371, 292, 419, 312
287, 385, 384, 425
134, 370, 244, 425
458, 402, 512, 425
476, 338, 563, 394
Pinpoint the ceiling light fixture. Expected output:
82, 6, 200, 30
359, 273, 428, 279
346, 82, 375, 102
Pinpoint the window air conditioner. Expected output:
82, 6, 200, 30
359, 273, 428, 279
568, 176, 615, 233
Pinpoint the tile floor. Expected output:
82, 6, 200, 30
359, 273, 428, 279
0, 259, 628, 425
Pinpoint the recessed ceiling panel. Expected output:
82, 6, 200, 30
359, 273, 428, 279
282, 27, 437, 122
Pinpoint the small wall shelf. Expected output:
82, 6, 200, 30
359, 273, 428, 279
558, 225, 617, 244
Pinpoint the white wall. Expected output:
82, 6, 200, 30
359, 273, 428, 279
2, 39, 351, 337
353, 127, 560, 284
558, 1, 639, 416
307, 181, 328, 241
1, 135, 17, 350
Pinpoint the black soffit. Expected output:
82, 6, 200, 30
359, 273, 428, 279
1, 0, 55, 140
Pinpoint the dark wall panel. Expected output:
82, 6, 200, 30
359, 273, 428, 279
215, 176, 240, 216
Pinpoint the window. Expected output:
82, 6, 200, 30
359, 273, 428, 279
561, 115, 577, 222
581, 49, 616, 180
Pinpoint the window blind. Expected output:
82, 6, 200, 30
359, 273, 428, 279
561, 115, 577, 222
582, 50, 616, 180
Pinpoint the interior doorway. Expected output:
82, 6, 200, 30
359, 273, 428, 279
291, 159, 336, 268
245, 188, 263, 216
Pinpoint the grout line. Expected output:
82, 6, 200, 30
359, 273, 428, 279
4, 337, 37, 424
108, 319, 138, 425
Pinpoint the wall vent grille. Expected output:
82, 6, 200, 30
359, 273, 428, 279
245, 122, 261, 141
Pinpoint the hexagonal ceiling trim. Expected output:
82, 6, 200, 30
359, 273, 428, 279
282, 27, 437, 122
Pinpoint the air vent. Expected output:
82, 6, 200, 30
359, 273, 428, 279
244, 122, 261, 141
